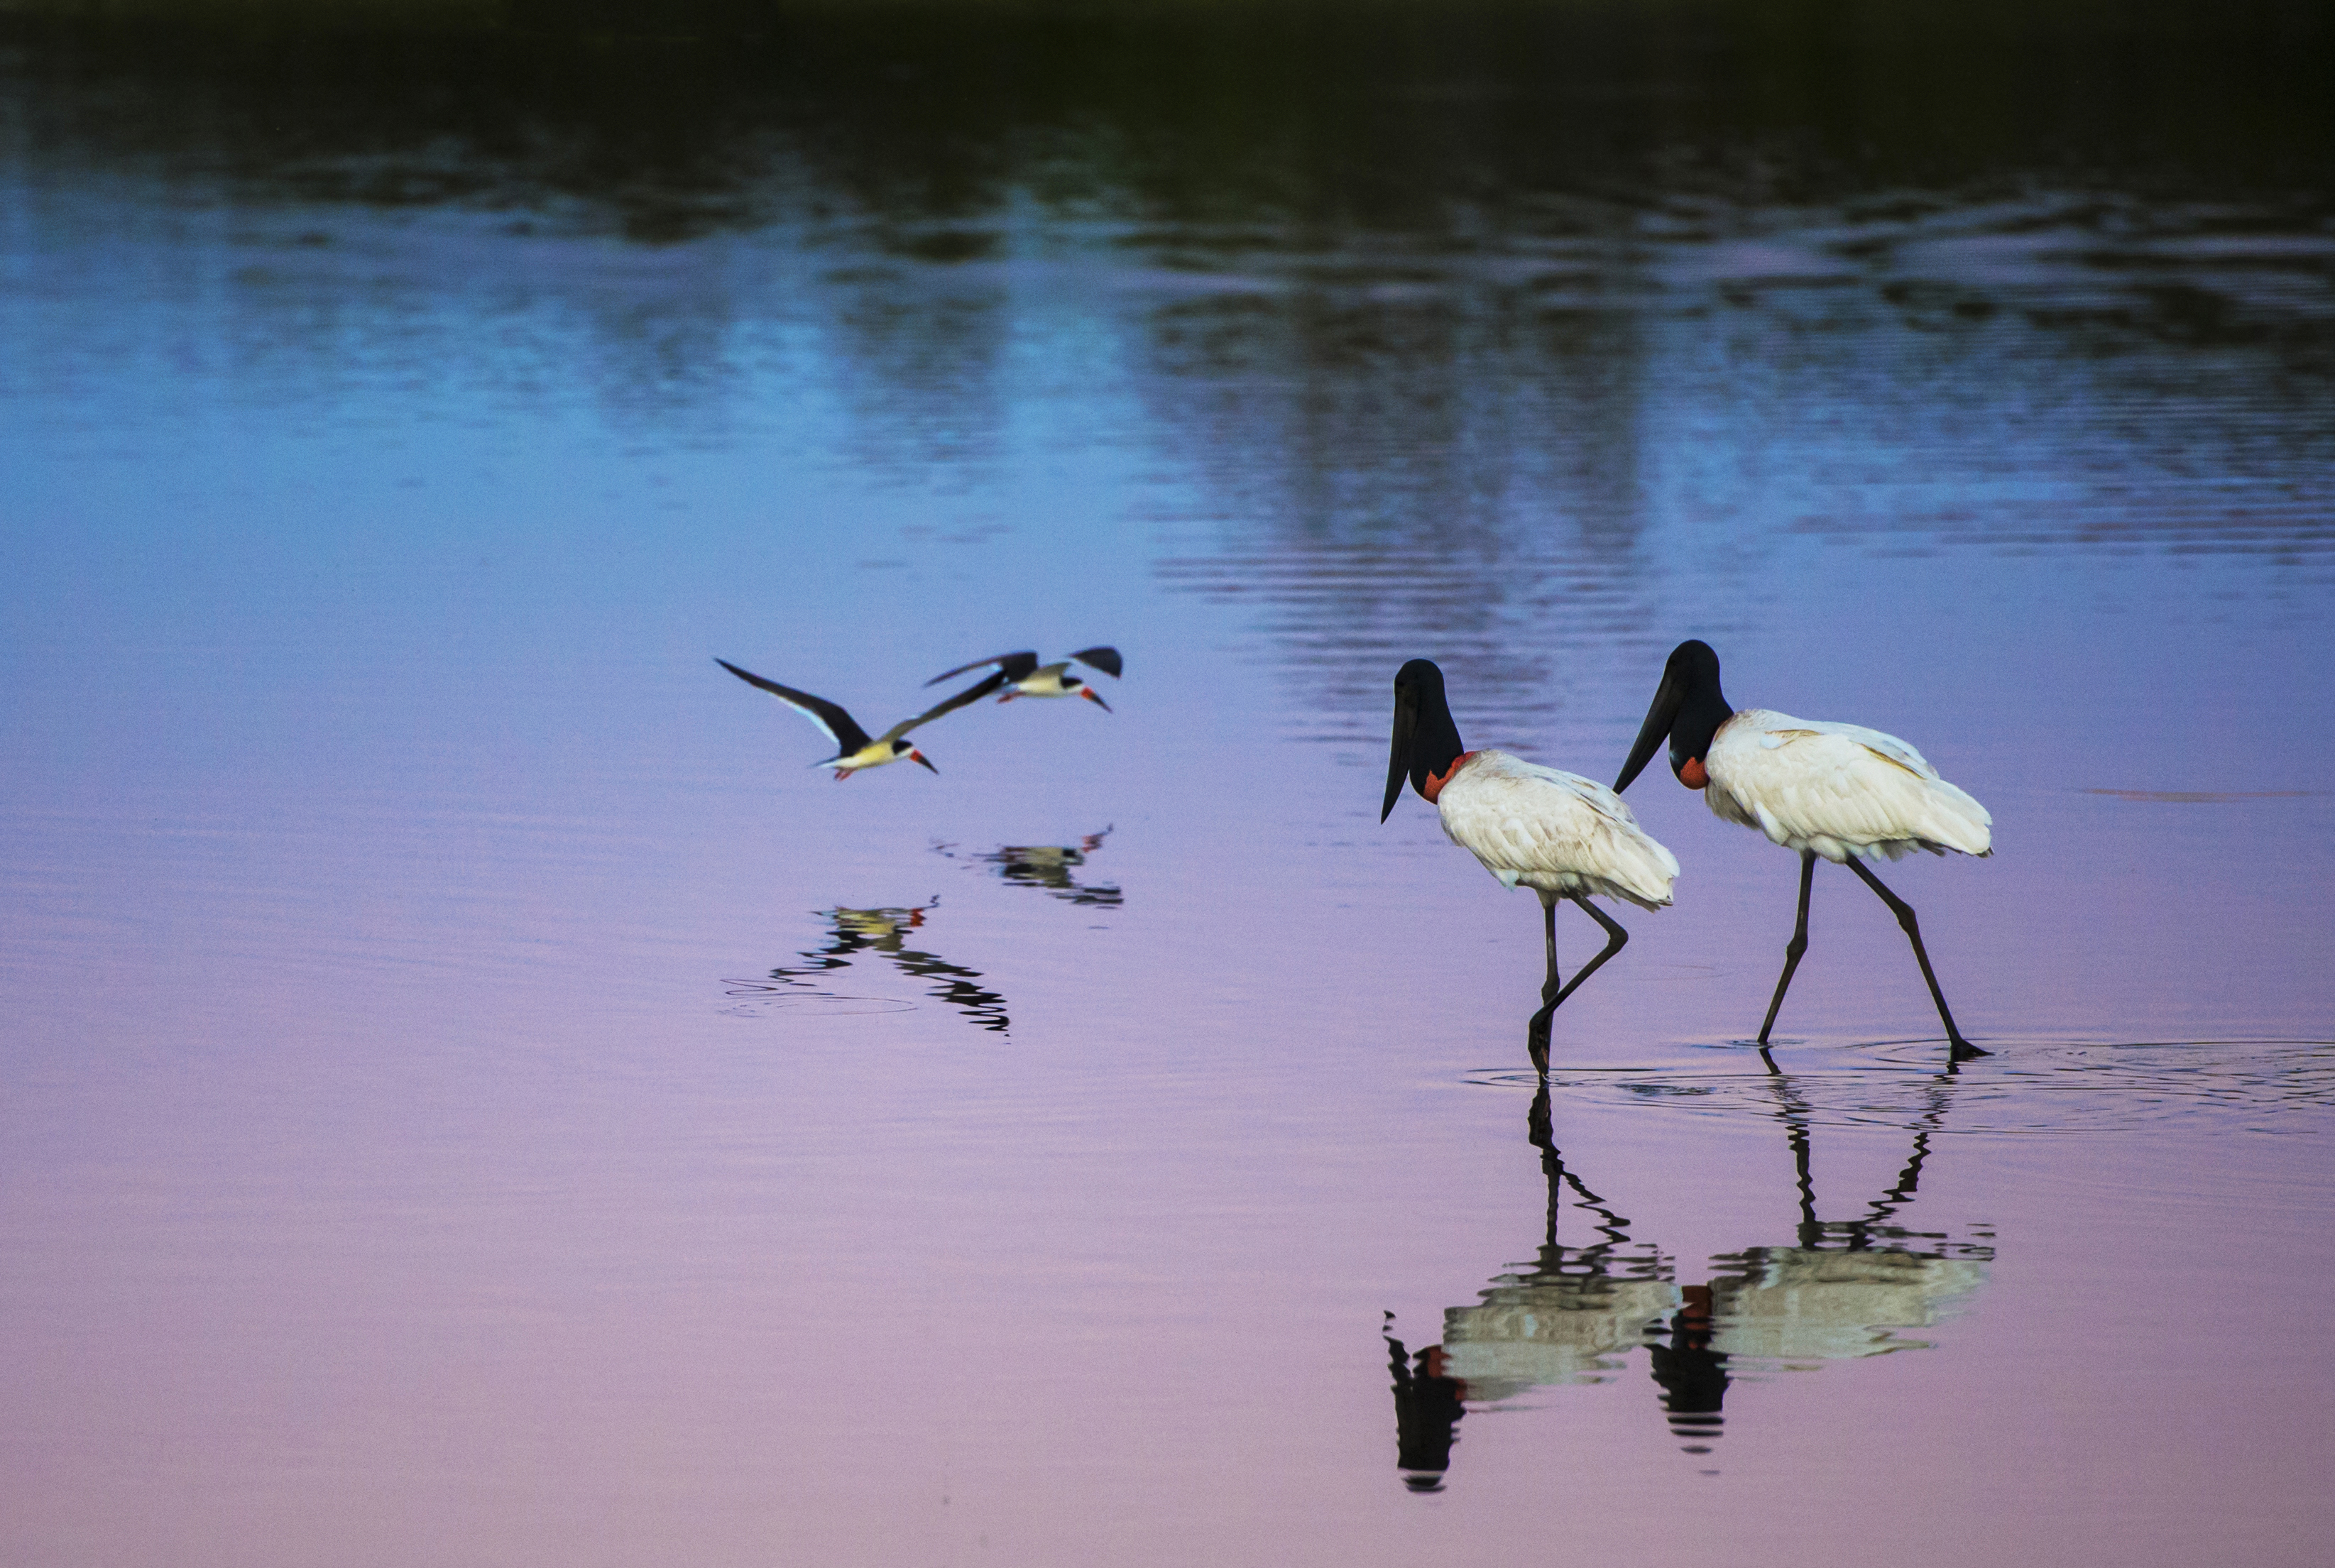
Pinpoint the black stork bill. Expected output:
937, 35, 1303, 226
924, 647, 1121, 711
715, 658, 997, 779
1382, 659, 1679, 1048
1613, 639, 1994, 1061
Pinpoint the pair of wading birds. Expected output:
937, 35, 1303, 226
714, 645, 1122, 777
1384, 642, 1992, 1064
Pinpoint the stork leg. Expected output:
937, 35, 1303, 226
1549, 897, 1629, 1009
1845, 857, 1988, 1060
1526, 897, 1631, 1065
1539, 893, 1563, 1007
1528, 894, 1562, 1068
1756, 850, 1818, 1046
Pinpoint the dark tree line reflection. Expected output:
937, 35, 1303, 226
1387, 1070, 1989, 1490
9, 3, 2325, 233
7, 3, 2328, 744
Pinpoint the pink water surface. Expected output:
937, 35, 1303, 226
4, 13, 2334, 1562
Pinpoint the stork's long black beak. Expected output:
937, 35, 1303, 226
1382, 688, 1418, 823
1614, 673, 1683, 794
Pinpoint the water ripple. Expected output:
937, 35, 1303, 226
1470, 1038, 2335, 1134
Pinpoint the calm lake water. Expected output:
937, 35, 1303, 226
3, 6, 2332, 1564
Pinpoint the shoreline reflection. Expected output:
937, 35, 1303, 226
1389, 1071, 1992, 1486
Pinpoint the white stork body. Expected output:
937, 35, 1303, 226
1702, 710, 1992, 865
1436, 750, 1680, 911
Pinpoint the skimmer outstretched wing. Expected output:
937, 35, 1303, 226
881, 669, 1011, 741
924, 651, 1041, 688
716, 659, 873, 755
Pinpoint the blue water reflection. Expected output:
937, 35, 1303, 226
2, 6, 2333, 1566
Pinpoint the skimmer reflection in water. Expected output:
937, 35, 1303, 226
726, 903, 1009, 1033
935, 830, 1123, 909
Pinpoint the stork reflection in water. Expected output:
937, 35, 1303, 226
1384, 1081, 1668, 1489
1382, 1327, 1467, 1492
1384, 1070, 1989, 1487
728, 901, 1010, 1033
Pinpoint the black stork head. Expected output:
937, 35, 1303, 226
890, 739, 939, 774
1614, 640, 1732, 794
1382, 659, 1467, 822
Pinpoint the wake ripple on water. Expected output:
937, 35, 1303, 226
718, 983, 918, 1019
1470, 1039, 2335, 1134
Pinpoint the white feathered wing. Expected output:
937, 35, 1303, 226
1436, 751, 1680, 910
1702, 710, 1991, 864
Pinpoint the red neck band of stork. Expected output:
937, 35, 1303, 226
1421, 751, 1475, 804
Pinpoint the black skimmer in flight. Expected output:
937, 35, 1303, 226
1382, 659, 1679, 1056
715, 658, 992, 778
924, 647, 1121, 710
1614, 640, 1992, 1060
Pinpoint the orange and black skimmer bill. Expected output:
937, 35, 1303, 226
714, 658, 990, 778
924, 647, 1121, 710
1614, 639, 1992, 1061
1383, 659, 1679, 1056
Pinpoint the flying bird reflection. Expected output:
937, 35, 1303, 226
716, 657, 997, 777
1614, 640, 1994, 1060
1382, 658, 1678, 1060
924, 646, 1122, 709
936, 828, 1122, 908
730, 903, 1009, 1032
1385, 1070, 1990, 1487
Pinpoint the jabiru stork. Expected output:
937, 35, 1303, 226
1382, 659, 1679, 1054
1614, 640, 1991, 1060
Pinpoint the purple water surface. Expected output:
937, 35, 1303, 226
3, 12, 2332, 1564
